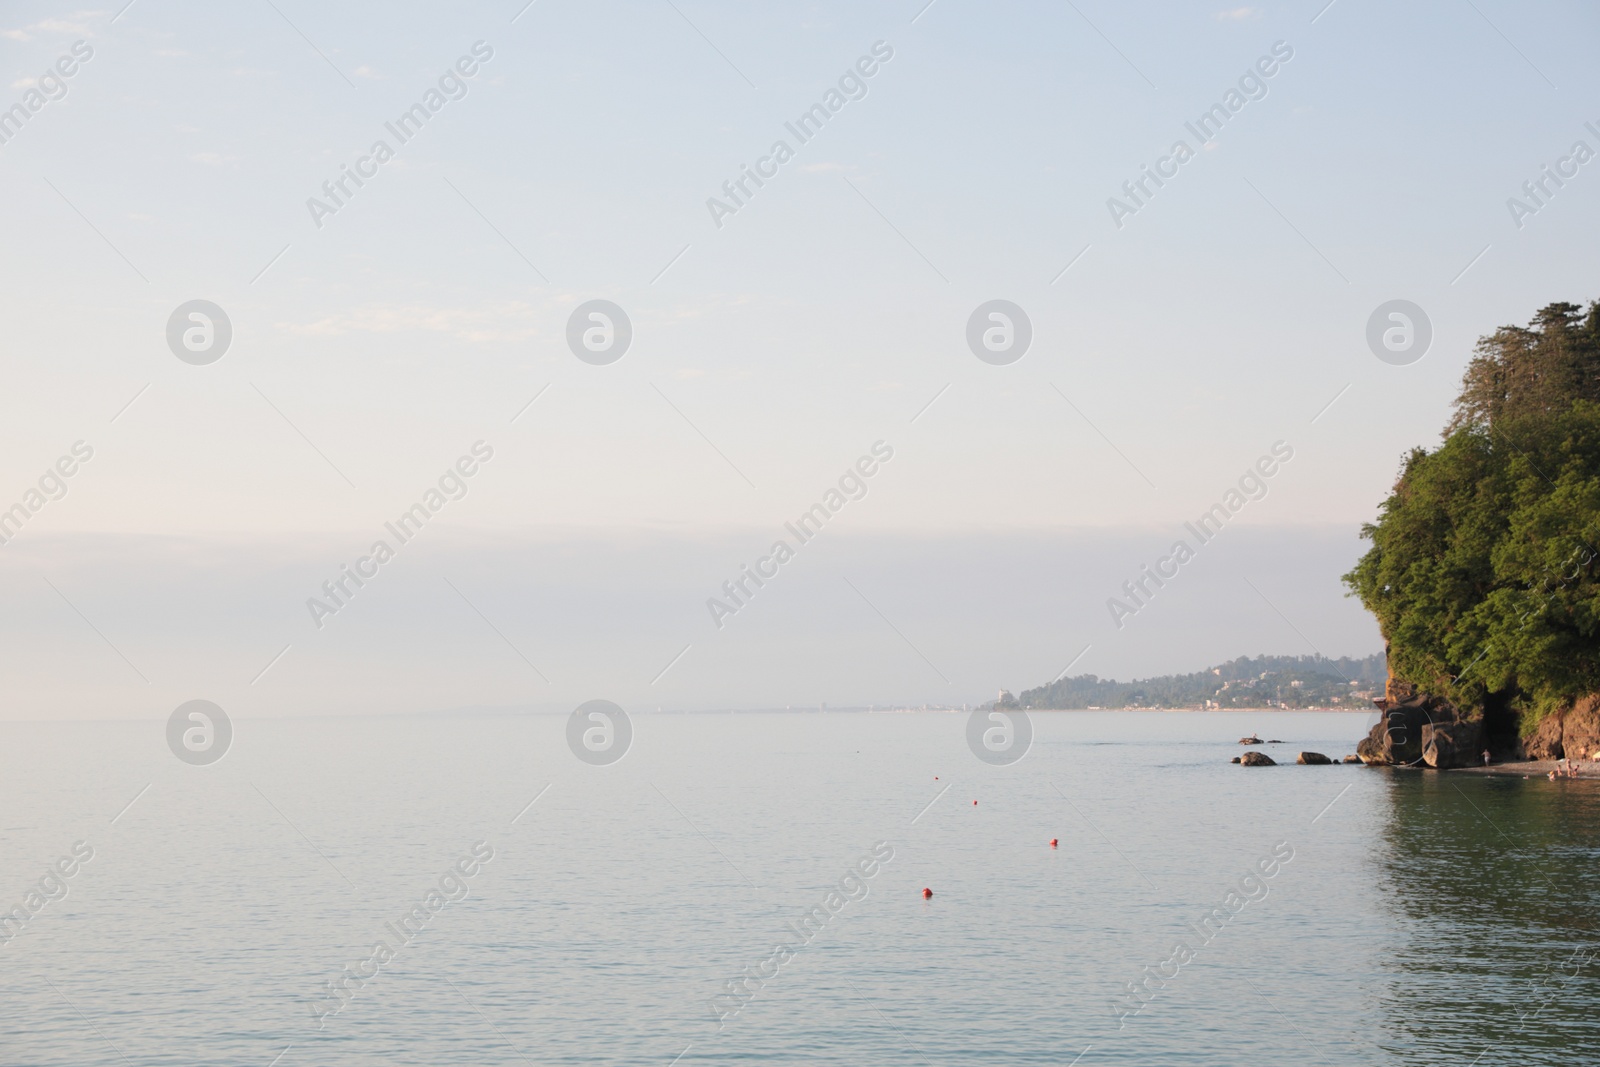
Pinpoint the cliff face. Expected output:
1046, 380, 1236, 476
1363, 651, 1600, 764
1357, 691, 1484, 769
1355, 654, 1488, 769
1523, 695, 1600, 761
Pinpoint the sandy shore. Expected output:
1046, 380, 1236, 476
1452, 760, 1600, 779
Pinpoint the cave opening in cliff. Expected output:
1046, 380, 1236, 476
1481, 689, 1520, 757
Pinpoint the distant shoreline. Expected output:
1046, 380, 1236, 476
991, 706, 1372, 714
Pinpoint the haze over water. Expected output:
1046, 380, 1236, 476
4, 0, 1599, 1062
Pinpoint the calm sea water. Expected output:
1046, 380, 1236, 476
2, 711, 1596, 1065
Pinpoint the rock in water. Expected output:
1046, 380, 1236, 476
1297, 751, 1332, 765
1240, 751, 1276, 766
1239, 735, 1263, 745
1230, 756, 1242, 763
1342, 754, 1362, 764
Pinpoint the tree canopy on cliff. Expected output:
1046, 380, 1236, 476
1345, 300, 1600, 729
1449, 301, 1600, 433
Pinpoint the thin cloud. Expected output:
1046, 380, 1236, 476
34, 18, 96, 34
3, 15, 98, 40
279, 300, 549, 342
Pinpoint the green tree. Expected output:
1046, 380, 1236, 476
1450, 301, 1600, 433
1345, 300, 1600, 734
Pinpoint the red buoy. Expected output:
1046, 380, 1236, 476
922, 887, 933, 899
972, 800, 977, 805
1050, 838, 1058, 847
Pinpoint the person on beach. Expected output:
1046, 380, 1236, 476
1482, 749, 1491, 766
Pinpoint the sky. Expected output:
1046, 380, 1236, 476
1, 0, 1597, 718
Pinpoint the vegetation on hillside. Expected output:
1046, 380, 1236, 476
1343, 301, 1600, 734
1013, 653, 1384, 709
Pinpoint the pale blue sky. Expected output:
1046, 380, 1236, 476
1, 0, 1596, 716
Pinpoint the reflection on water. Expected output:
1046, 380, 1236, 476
2, 714, 1598, 1065
1376, 772, 1600, 1065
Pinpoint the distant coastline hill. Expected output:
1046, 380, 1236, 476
1008, 654, 1385, 710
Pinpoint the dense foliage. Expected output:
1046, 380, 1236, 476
1343, 301, 1600, 730
1015, 654, 1384, 709
1450, 301, 1600, 433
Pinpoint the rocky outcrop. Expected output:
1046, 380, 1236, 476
1385, 667, 1413, 705
1239, 735, 1263, 745
1357, 691, 1483, 768
1342, 754, 1362, 764
1523, 695, 1600, 760
1240, 751, 1276, 766
1422, 719, 1485, 769
1297, 751, 1332, 765
1526, 714, 1564, 760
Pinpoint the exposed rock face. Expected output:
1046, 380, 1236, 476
1358, 698, 1429, 765
1356, 692, 1483, 768
1524, 695, 1600, 760
1527, 714, 1564, 760
1422, 719, 1485, 770
1297, 751, 1332, 765
1567, 697, 1600, 759
1342, 754, 1362, 764
1362, 646, 1599, 766
1385, 669, 1414, 705
1240, 751, 1276, 766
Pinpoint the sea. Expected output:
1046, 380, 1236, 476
2, 710, 1596, 1065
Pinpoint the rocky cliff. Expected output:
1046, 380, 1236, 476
1523, 695, 1600, 761
1358, 662, 1600, 766
1356, 690, 1485, 769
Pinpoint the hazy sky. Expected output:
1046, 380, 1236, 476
1, 0, 1596, 718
